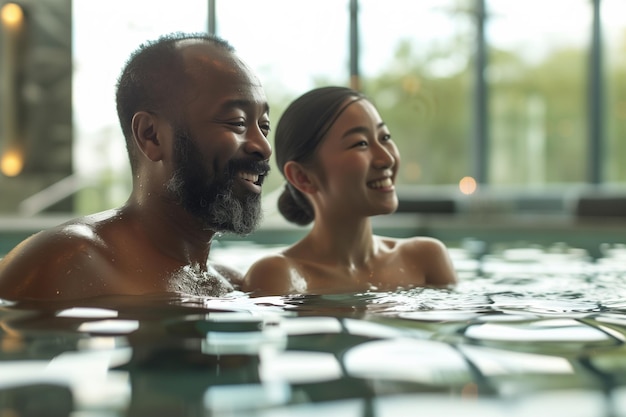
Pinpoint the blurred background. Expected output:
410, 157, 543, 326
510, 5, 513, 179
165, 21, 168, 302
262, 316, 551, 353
1, 0, 626, 256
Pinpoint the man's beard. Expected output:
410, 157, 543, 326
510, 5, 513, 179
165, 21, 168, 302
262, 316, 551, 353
165, 128, 268, 236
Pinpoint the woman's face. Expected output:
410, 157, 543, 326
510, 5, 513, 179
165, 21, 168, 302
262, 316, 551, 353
311, 99, 400, 219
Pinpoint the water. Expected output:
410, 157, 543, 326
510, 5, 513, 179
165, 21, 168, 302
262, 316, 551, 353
3, 243, 626, 416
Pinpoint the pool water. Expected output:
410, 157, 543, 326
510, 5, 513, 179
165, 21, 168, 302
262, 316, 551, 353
3, 242, 626, 416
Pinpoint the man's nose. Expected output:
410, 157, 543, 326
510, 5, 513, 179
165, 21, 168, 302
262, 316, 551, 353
244, 126, 272, 160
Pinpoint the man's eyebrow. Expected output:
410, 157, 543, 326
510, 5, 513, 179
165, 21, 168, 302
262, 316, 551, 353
219, 99, 270, 114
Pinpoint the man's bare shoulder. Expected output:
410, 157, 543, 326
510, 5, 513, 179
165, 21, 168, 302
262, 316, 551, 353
211, 262, 244, 290
0, 214, 117, 300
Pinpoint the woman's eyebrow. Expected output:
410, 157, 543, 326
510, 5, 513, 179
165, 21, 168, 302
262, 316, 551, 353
341, 122, 386, 139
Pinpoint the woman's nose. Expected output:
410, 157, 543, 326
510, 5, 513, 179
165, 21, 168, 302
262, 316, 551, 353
373, 143, 397, 169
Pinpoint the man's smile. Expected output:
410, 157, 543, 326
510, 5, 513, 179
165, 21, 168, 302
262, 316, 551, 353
236, 170, 268, 193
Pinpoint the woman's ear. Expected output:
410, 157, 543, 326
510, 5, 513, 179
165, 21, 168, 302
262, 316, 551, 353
131, 111, 164, 162
284, 161, 318, 194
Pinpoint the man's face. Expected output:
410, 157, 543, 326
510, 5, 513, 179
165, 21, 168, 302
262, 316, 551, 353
166, 127, 270, 235
163, 43, 272, 235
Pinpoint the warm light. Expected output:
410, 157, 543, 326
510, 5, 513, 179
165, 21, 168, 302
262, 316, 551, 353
1, 149, 24, 177
461, 382, 479, 399
1, 3, 24, 29
404, 161, 421, 181
459, 176, 477, 195
402, 75, 421, 95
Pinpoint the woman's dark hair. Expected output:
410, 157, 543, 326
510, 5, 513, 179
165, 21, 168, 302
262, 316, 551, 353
115, 32, 234, 172
275, 86, 366, 225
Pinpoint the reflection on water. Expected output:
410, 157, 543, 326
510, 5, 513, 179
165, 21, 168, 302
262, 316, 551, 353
3, 244, 626, 416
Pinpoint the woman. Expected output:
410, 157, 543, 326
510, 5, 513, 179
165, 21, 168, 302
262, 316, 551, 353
243, 86, 457, 296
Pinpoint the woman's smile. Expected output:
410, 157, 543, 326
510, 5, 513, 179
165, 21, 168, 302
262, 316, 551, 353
367, 176, 394, 191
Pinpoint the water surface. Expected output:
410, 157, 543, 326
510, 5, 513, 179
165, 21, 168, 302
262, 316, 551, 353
2, 244, 626, 416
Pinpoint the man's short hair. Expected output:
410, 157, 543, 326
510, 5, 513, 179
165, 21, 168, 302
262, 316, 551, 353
115, 32, 234, 171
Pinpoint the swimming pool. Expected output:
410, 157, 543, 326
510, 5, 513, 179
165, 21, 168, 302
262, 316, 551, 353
2, 241, 626, 416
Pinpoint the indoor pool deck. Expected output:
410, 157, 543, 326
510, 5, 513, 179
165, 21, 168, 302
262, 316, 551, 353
2, 245, 626, 416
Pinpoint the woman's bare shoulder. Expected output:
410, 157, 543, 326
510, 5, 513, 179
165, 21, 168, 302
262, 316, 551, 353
242, 253, 304, 296
376, 234, 443, 252
397, 235, 449, 252
383, 235, 457, 286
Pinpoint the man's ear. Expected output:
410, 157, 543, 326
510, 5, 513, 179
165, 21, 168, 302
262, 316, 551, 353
284, 161, 318, 194
131, 111, 164, 162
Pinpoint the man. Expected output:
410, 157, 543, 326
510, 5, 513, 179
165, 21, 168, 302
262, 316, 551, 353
0, 33, 272, 300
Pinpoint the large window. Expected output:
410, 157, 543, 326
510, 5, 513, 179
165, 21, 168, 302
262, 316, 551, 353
67, 0, 626, 216
604, 0, 626, 184
487, 0, 590, 186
